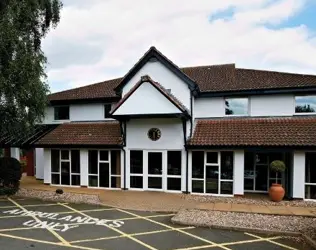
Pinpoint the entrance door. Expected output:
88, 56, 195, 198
147, 152, 163, 190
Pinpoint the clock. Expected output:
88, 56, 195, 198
148, 128, 161, 141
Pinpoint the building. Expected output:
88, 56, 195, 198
2, 47, 316, 200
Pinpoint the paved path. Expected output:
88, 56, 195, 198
20, 176, 316, 216
0, 197, 310, 250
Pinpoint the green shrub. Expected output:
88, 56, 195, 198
270, 160, 286, 173
0, 157, 22, 195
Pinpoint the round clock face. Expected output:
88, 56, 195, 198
148, 128, 161, 141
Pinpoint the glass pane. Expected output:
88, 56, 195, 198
255, 165, 268, 191
51, 174, 60, 184
130, 151, 143, 174
225, 98, 248, 115
244, 178, 254, 190
71, 175, 80, 186
88, 150, 98, 174
269, 152, 284, 163
104, 104, 112, 118
148, 152, 162, 175
192, 180, 204, 193
61, 150, 69, 160
148, 177, 162, 189
306, 153, 316, 183
256, 153, 268, 164
221, 151, 233, 180
220, 181, 233, 195
111, 177, 121, 188
167, 151, 181, 175
206, 165, 219, 194
130, 176, 143, 188
54, 106, 69, 120
100, 150, 109, 161
61, 162, 70, 185
295, 96, 316, 113
89, 176, 98, 187
305, 185, 316, 199
99, 163, 109, 187
192, 151, 204, 178
51, 150, 60, 173
71, 150, 80, 173
111, 150, 121, 175
206, 152, 218, 164
167, 178, 181, 191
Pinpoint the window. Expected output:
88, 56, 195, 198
130, 150, 143, 188
104, 104, 112, 118
225, 98, 248, 115
54, 106, 69, 120
51, 149, 80, 186
305, 153, 316, 200
295, 95, 316, 113
167, 151, 182, 191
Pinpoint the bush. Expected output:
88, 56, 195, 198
0, 157, 22, 195
270, 160, 286, 173
56, 189, 63, 194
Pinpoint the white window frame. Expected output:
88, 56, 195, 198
294, 95, 316, 115
51, 149, 80, 187
53, 105, 70, 121
305, 152, 316, 200
224, 97, 249, 117
166, 150, 182, 192
129, 150, 144, 190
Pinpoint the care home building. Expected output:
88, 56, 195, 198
2, 47, 316, 200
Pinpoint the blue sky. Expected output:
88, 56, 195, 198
43, 0, 316, 94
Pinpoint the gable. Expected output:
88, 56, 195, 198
113, 81, 184, 116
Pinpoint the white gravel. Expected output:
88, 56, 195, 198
16, 188, 101, 205
184, 194, 316, 207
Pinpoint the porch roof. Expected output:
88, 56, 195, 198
188, 117, 316, 148
35, 121, 123, 148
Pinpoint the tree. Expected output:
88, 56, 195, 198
0, 0, 63, 136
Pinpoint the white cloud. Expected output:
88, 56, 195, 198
44, 0, 316, 92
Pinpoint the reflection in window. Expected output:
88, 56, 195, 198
295, 96, 316, 113
225, 98, 248, 115
54, 106, 69, 120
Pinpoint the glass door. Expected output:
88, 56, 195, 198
147, 152, 163, 190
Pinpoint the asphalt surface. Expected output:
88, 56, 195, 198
0, 197, 311, 250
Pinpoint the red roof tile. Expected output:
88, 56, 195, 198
188, 117, 316, 147
35, 122, 122, 146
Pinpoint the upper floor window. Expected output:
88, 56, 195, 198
225, 98, 248, 116
54, 106, 69, 120
104, 104, 112, 118
295, 95, 316, 114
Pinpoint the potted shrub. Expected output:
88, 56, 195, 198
269, 160, 286, 202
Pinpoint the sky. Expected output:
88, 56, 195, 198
43, 0, 316, 94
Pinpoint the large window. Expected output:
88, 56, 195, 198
104, 104, 112, 118
130, 150, 143, 189
54, 106, 69, 120
305, 153, 316, 200
295, 95, 316, 113
88, 150, 121, 188
225, 98, 248, 116
167, 151, 182, 191
192, 151, 234, 195
51, 149, 80, 186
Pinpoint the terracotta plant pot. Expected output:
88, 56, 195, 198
269, 183, 285, 202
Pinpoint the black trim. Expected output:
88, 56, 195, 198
185, 148, 189, 194
186, 145, 316, 151
122, 148, 127, 190
49, 97, 120, 105
182, 118, 187, 146
114, 47, 198, 94
190, 92, 193, 137
34, 144, 123, 149
123, 121, 127, 146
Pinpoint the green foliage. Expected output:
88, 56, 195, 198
0, 157, 22, 195
0, 0, 63, 135
270, 160, 286, 173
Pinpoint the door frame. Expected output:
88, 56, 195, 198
146, 150, 166, 191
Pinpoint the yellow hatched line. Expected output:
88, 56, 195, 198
116, 209, 231, 250
8, 198, 71, 246
245, 233, 299, 250
59, 203, 158, 250
0, 202, 68, 209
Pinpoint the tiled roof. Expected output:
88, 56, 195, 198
111, 75, 189, 115
35, 122, 122, 146
188, 117, 316, 147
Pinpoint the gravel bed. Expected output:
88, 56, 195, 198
16, 188, 101, 205
172, 209, 316, 244
184, 194, 316, 207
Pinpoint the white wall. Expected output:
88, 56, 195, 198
35, 148, 44, 179
122, 61, 191, 109
250, 95, 294, 116
80, 150, 88, 186
43, 149, 51, 184
114, 82, 181, 115
194, 97, 225, 118
293, 151, 305, 199
126, 118, 185, 149
234, 150, 244, 195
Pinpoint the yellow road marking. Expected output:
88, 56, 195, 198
245, 233, 299, 250
0, 202, 68, 209
8, 198, 71, 246
116, 209, 231, 250
0, 232, 102, 250
59, 203, 158, 250
70, 226, 195, 243
0, 227, 40, 232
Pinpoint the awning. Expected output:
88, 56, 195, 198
187, 117, 316, 149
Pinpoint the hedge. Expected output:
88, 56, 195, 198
0, 157, 22, 195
